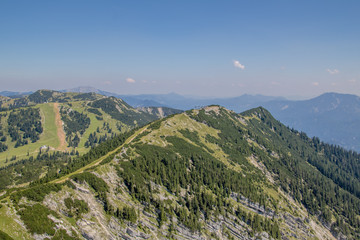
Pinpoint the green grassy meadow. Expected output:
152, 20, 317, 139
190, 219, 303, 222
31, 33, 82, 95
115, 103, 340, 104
0, 101, 131, 166
0, 104, 60, 166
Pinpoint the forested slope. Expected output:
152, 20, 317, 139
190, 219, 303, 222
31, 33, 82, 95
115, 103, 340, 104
0, 90, 180, 189
0, 106, 358, 239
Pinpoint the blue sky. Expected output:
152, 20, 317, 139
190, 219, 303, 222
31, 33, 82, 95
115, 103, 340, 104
1, 0, 359, 98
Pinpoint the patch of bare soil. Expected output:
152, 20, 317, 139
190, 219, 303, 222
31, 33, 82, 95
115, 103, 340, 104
53, 103, 67, 151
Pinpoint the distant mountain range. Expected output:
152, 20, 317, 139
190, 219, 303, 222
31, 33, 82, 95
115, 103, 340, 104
1, 87, 360, 152
263, 92, 360, 152
120, 93, 287, 110
0, 90, 33, 98
60, 87, 287, 110
60, 86, 115, 97
1, 87, 285, 110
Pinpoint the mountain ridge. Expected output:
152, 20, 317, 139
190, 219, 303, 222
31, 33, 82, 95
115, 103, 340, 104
0, 105, 359, 239
0, 90, 181, 170
2, 88, 360, 151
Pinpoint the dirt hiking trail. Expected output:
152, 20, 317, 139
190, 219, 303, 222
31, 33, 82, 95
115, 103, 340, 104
53, 103, 67, 151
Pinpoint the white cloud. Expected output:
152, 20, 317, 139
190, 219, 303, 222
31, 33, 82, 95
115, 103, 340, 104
126, 78, 136, 83
326, 69, 339, 75
312, 82, 319, 86
348, 79, 357, 83
233, 60, 245, 70
271, 81, 280, 85
103, 81, 112, 85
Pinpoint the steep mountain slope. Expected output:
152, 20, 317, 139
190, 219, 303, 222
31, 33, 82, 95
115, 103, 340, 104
263, 92, 360, 152
1, 106, 359, 239
0, 90, 179, 186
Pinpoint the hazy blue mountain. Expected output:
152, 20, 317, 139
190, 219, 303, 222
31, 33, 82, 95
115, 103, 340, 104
0, 91, 33, 98
120, 93, 190, 108
263, 92, 360, 152
61, 87, 166, 107
61, 86, 118, 97
120, 92, 285, 111
61, 87, 284, 110
209, 94, 286, 112
119, 95, 167, 107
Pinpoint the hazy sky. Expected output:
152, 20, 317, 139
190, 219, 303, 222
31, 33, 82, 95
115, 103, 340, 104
1, 0, 359, 98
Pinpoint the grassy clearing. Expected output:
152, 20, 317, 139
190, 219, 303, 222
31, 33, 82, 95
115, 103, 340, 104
263, 186, 281, 202
0, 200, 33, 240
140, 113, 220, 147
69, 101, 106, 153
64, 101, 128, 155
0, 100, 133, 166
94, 163, 113, 175
140, 114, 243, 172
41, 103, 61, 148
0, 103, 60, 166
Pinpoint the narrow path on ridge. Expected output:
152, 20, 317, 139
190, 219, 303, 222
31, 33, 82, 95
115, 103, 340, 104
52, 126, 148, 184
